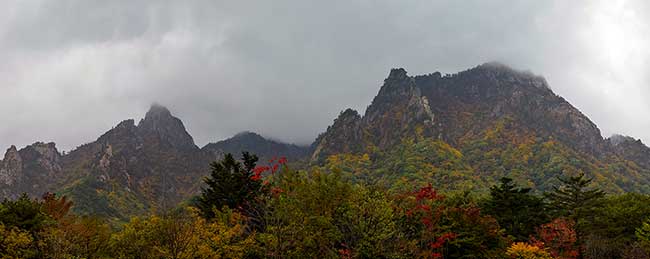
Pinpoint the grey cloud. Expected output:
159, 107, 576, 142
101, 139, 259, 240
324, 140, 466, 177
1, 0, 649, 151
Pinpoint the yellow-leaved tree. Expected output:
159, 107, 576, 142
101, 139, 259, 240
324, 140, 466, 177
0, 224, 35, 259
506, 242, 555, 259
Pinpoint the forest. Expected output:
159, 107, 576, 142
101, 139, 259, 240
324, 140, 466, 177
2, 152, 650, 259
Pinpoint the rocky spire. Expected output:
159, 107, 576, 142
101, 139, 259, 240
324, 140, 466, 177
0, 145, 23, 186
310, 108, 362, 162
137, 104, 197, 151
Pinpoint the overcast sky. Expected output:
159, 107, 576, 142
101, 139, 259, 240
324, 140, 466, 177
1, 0, 649, 151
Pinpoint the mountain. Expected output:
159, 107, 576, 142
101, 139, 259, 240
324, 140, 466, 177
609, 134, 650, 169
0, 142, 62, 199
313, 63, 650, 193
0, 105, 307, 220
4, 63, 650, 218
202, 131, 310, 164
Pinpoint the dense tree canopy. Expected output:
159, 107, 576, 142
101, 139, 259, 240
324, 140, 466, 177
3, 151, 650, 258
483, 177, 548, 241
194, 152, 264, 219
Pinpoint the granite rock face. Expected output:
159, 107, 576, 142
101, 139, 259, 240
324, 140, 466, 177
0, 105, 211, 217
0, 104, 310, 218
609, 134, 650, 169
310, 63, 650, 192
312, 63, 611, 161
5, 63, 650, 216
0, 142, 62, 199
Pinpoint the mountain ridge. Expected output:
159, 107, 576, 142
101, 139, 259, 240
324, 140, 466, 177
0, 104, 309, 219
3, 63, 650, 218
311, 63, 650, 192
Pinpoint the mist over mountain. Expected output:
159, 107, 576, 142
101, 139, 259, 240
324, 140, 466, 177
0, 104, 308, 219
3, 63, 650, 218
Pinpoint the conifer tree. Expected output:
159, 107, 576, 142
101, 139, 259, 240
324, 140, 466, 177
195, 152, 262, 219
483, 177, 548, 241
545, 173, 605, 222
545, 173, 605, 259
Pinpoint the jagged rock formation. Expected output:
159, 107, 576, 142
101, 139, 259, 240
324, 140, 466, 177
313, 63, 607, 161
4, 63, 650, 217
0, 105, 310, 218
312, 63, 650, 192
609, 134, 650, 169
312, 68, 436, 162
27, 105, 213, 218
0, 142, 62, 199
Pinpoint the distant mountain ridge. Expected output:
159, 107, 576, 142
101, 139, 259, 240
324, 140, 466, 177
0, 105, 309, 219
3, 62, 650, 218
203, 131, 310, 163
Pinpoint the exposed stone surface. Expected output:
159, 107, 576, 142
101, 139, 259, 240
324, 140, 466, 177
311, 109, 363, 162
137, 104, 198, 152
0, 142, 62, 199
5, 63, 650, 215
0, 104, 310, 218
312, 63, 612, 163
609, 134, 650, 169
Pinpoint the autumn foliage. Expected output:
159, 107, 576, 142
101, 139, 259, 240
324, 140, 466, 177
531, 218, 578, 259
3, 151, 650, 258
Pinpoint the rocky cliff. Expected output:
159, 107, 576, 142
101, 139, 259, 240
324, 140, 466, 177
0, 105, 311, 218
311, 63, 650, 192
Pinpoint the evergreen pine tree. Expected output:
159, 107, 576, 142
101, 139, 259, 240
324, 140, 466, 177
545, 173, 605, 222
545, 172, 605, 259
195, 152, 262, 219
483, 177, 548, 241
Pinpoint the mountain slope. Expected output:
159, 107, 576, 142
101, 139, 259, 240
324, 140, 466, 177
4, 63, 650, 218
203, 131, 310, 163
0, 142, 63, 199
0, 105, 313, 219
56, 105, 212, 218
313, 63, 650, 193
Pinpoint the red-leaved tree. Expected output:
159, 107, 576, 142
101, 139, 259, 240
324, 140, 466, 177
531, 218, 578, 259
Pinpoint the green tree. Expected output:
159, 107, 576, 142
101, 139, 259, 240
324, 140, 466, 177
336, 187, 397, 258
545, 173, 605, 221
109, 208, 256, 259
545, 173, 605, 258
194, 152, 263, 219
258, 170, 352, 258
0, 193, 50, 233
483, 177, 548, 241
584, 193, 650, 257
636, 218, 650, 245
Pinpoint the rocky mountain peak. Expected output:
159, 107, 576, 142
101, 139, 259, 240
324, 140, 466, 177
376, 68, 416, 97
310, 109, 363, 162
2, 145, 22, 167
609, 134, 637, 146
116, 119, 136, 129
608, 134, 650, 169
0, 145, 23, 193
339, 108, 361, 120
387, 68, 409, 80
469, 62, 550, 90
24, 142, 61, 163
4, 145, 19, 157
144, 103, 172, 119
137, 104, 197, 151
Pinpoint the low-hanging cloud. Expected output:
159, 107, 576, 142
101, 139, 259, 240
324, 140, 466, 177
1, 0, 649, 151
